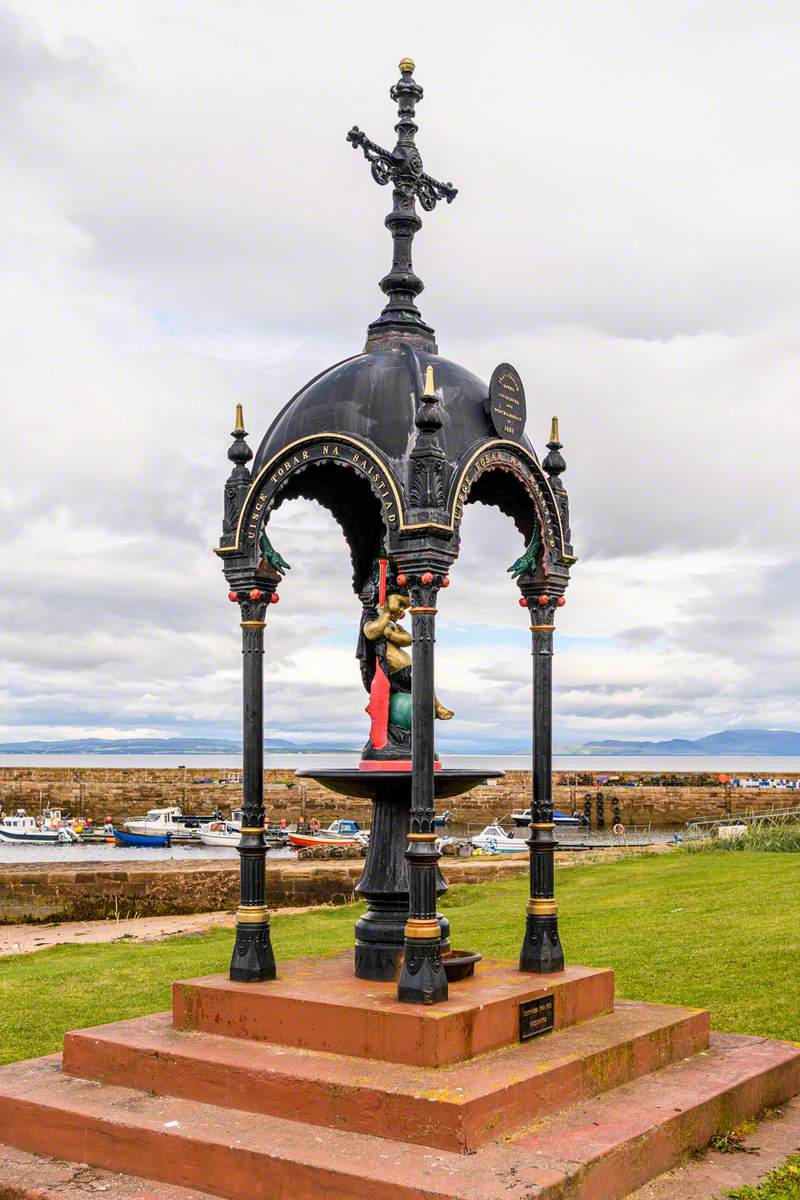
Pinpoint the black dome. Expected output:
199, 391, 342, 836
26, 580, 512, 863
253, 343, 533, 476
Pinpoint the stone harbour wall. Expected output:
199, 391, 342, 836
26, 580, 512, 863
1, 765, 798, 830
0, 856, 530, 925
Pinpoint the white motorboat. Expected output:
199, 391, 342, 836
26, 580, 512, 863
40, 807, 81, 841
123, 807, 198, 841
0, 811, 74, 845
470, 822, 526, 855
198, 820, 242, 847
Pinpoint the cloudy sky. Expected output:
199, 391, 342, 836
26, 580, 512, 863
2, 1, 799, 752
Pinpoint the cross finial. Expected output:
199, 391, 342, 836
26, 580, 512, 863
347, 59, 457, 352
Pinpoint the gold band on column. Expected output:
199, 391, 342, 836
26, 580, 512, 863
530, 624, 555, 632
407, 832, 437, 841
240, 826, 267, 834
530, 822, 555, 830
236, 905, 270, 924
527, 898, 558, 916
404, 918, 441, 939
409, 606, 438, 615
240, 621, 266, 628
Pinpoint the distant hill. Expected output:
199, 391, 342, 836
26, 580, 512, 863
572, 729, 800, 756
0, 737, 359, 755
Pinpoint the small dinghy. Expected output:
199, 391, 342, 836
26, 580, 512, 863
112, 827, 172, 848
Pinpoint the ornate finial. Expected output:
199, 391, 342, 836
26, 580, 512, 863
227, 408, 252, 468
423, 364, 436, 398
347, 61, 457, 352
222, 406, 253, 541
543, 416, 566, 484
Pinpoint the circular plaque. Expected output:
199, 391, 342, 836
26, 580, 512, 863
488, 363, 527, 442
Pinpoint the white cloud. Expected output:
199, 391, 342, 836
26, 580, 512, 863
0, 1, 798, 750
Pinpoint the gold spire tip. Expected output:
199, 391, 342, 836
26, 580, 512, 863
399, 57, 415, 74
234, 403, 244, 432
424, 364, 435, 396
550, 415, 559, 443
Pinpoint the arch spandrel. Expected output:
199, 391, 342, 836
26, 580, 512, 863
447, 440, 573, 571
217, 433, 405, 593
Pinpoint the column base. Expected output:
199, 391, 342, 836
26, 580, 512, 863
519, 913, 565, 974
229, 920, 276, 983
355, 906, 451, 981
397, 936, 449, 1004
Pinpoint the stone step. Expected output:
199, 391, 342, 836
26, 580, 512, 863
0, 1144, 220, 1200
63, 999, 710, 1152
172, 951, 614, 1066
0, 1057, 564, 1200
0, 1032, 798, 1200
509, 1032, 800, 1200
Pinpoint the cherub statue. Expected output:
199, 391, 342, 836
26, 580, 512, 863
357, 558, 452, 761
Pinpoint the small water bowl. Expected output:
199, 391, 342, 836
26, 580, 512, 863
442, 949, 482, 982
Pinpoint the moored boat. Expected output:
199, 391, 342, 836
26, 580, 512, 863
510, 808, 588, 837
123, 807, 198, 841
287, 819, 367, 849
198, 821, 242, 847
470, 822, 526, 855
199, 821, 288, 849
0, 811, 74, 845
113, 827, 172, 848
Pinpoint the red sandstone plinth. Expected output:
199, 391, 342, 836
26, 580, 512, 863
173, 952, 613, 1066
0, 954, 798, 1200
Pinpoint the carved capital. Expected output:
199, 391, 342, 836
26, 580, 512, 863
519, 579, 566, 631
226, 588, 272, 627
404, 571, 443, 612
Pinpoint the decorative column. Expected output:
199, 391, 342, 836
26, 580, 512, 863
397, 570, 448, 1004
228, 586, 277, 982
518, 583, 566, 973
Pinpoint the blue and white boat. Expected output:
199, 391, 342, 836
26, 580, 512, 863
511, 809, 588, 837
0, 812, 74, 845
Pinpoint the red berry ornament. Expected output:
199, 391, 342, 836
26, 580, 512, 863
441, 576, 450, 588
519, 597, 528, 608
228, 591, 238, 602
538, 594, 550, 606
270, 593, 280, 604
249, 589, 263, 601
396, 573, 407, 587
557, 596, 566, 607
421, 571, 434, 585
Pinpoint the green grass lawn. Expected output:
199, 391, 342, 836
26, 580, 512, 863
727, 1154, 800, 1199
1, 849, 799, 1066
